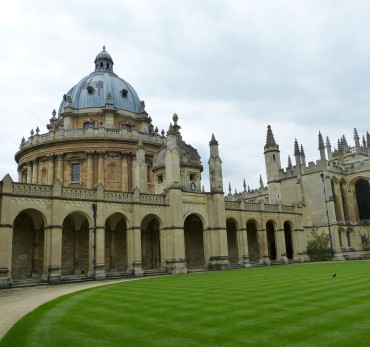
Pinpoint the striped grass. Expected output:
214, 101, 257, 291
1, 261, 370, 346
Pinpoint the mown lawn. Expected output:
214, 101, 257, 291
1, 261, 370, 347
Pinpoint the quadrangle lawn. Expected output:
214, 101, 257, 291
1, 261, 370, 347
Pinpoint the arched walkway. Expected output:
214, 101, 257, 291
11, 209, 46, 279
246, 220, 260, 262
266, 220, 277, 261
141, 215, 161, 270
105, 213, 128, 272
226, 219, 238, 264
61, 213, 90, 275
184, 214, 205, 268
284, 221, 294, 260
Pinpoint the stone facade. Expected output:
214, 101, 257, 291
0, 47, 369, 288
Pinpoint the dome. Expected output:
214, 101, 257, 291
58, 47, 142, 115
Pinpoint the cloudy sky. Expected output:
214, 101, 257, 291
1, 0, 370, 192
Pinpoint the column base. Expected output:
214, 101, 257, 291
262, 256, 271, 265
48, 265, 62, 284
93, 263, 106, 280
241, 256, 252, 268
207, 256, 230, 270
0, 268, 11, 288
128, 261, 144, 277
332, 252, 345, 261
165, 258, 187, 274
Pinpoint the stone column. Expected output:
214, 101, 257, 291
86, 152, 94, 189
237, 227, 251, 267
32, 158, 39, 184
330, 228, 345, 261
48, 155, 55, 185
0, 225, 13, 288
258, 229, 270, 265
56, 153, 64, 184
276, 228, 288, 263
98, 151, 105, 185
127, 227, 143, 277
47, 225, 63, 284
26, 161, 32, 183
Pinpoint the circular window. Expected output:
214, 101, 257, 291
87, 86, 95, 95
121, 89, 128, 98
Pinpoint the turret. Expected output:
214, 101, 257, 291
164, 123, 181, 188
294, 139, 301, 168
300, 145, 306, 167
264, 125, 282, 204
208, 134, 223, 193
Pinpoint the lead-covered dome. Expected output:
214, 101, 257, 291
58, 47, 142, 115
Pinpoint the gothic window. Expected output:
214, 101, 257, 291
71, 163, 80, 182
158, 175, 163, 184
355, 179, 370, 221
107, 162, 117, 182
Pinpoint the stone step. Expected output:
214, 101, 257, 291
61, 275, 94, 284
143, 269, 168, 277
105, 272, 132, 280
11, 278, 48, 288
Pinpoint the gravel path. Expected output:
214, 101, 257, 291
0, 279, 138, 341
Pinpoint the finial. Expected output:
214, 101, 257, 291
354, 128, 359, 140
52, 109, 56, 118
161, 129, 165, 137
173, 113, 178, 124
103, 45, 106, 50
259, 175, 264, 188
326, 136, 331, 147
210, 133, 218, 145
265, 125, 277, 148
300, 144, 305, 156
228, 182, 232, 195
288, 155, 292, 169
36, 126, 40, 134
318, 131, 324, 150
294, 138, 300, 155
30, 129, 34, 136
243, 178, 246, 192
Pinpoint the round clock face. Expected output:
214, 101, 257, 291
190, 182, 196, 191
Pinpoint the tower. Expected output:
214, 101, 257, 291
264, 125, 282, 204
208, 134, 223, 193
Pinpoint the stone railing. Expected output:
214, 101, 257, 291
104, 191, 133, 202
12, 183, 52, 197
140, 194, 165, 204
61, 187, 96, 200
19, 127, 163, 149
282, 205, 296, 213
244, 203, 261, 211
225, 201, 241, 210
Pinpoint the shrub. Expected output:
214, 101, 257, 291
307, 231, 332, 261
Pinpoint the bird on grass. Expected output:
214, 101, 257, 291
333, 272, 336, 278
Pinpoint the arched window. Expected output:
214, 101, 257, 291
355, 179, 370, 221
331, 180, 341, 221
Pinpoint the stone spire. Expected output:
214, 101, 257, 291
265, 125, 277, 149
259, 175, 264, 189
208, 133, 223, 193
362, 135, 367, 148
354, 128, 360, 153
318, 131, 326, 163
243, 178, 246, 192
326, 136, 332, 160
228, 182, 232, 195
294, 139, 301, 166
287, 155, 292, 170
300, 144, 306, 166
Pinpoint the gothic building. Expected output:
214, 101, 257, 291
0, 48, 369, 288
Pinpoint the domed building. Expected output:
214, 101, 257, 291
0, 47, 370, 288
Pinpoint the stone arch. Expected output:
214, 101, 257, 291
184, 213, 205, 268
105, 212, 128, 273
226, 218, 239, 264
283, 220, 294, 260
61, 211, 91, 276
266, 220, 277, 261
141, 214, 162, 270
354, 178, 370, 221
246, 219, 260, 262
346, 227, 355, 249
12, 209, 46, 279
338, 226, 346, 249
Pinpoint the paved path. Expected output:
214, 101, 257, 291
0, 279, 137, 341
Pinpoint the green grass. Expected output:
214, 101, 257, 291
2, 261, 370, 346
